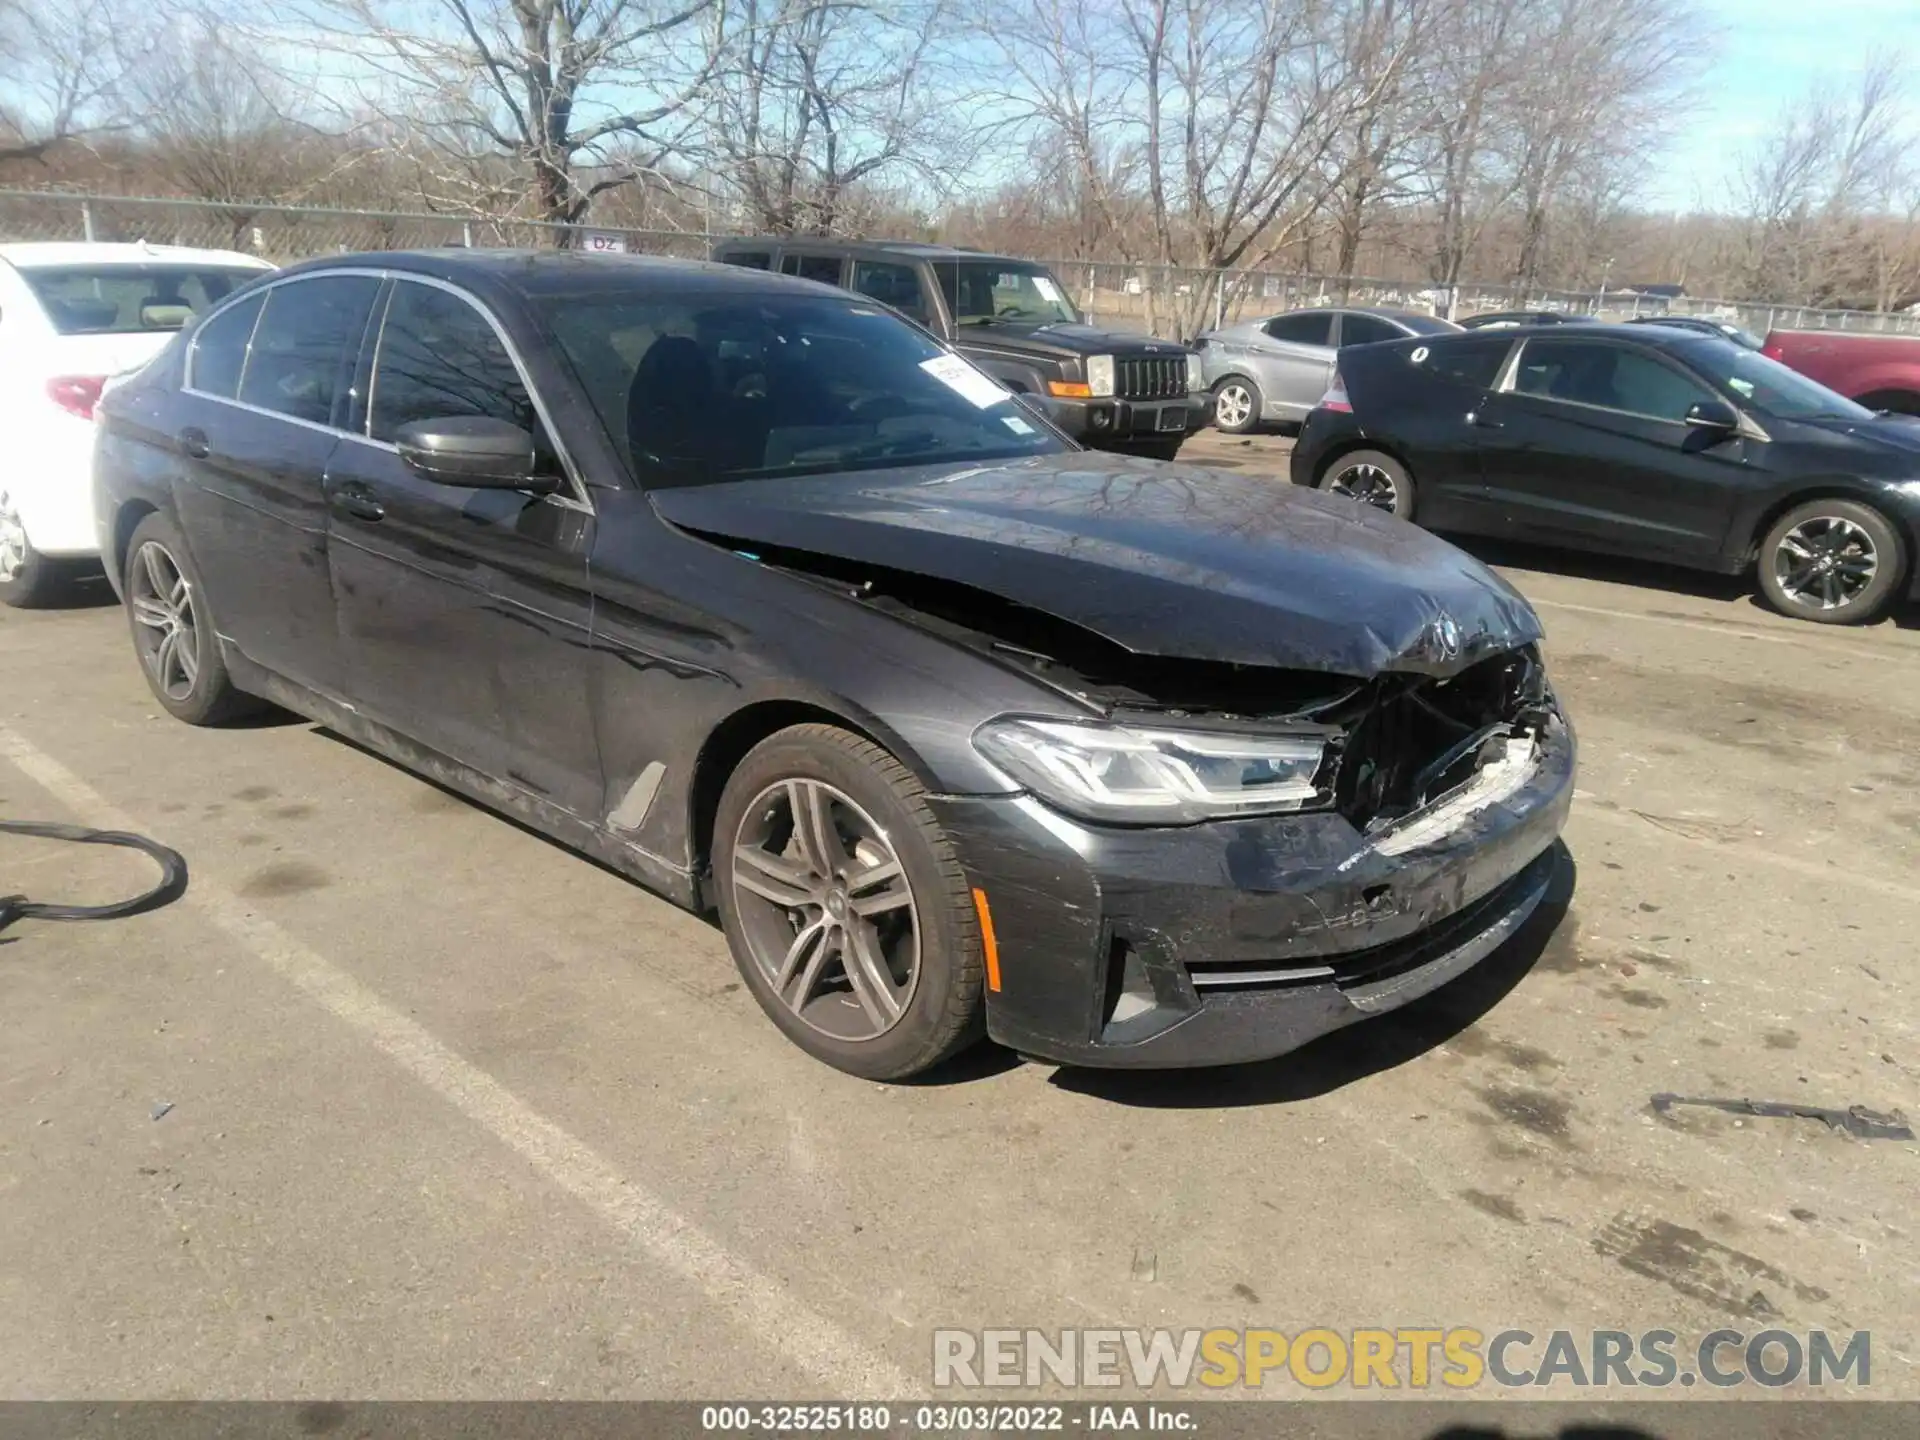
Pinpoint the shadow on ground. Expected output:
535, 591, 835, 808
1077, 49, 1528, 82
1047, 843, 1576, 1109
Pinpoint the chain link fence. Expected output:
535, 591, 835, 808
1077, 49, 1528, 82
6, 188, 1919, 340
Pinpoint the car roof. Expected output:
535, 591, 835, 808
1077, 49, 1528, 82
714, 236, 1030, 265
270, 248, 853, 301
0, 241, 273, 270
1420, 321, 1710, 354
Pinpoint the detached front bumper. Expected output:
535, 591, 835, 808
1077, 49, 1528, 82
1050, 393, 1209, 447
931, 715, 1575, 1068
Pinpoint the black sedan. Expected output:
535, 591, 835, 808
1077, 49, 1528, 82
94, 251, 1574, 1079
1292, 324, 1920, 624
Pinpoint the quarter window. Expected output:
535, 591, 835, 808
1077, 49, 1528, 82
370, 281, 540, 443
1264, 312, 1333, 347
1514, 338, 1716, 423
238, 276, 381, 425
190, 292, 266, 399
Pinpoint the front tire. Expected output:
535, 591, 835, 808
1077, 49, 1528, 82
0, 488, 72, 609
1317, 448, 1417, 520
1211, 376, 1262, 434
122, 513, 262, 724
1757, 498, 1905, 625
713, 723, 986, 1080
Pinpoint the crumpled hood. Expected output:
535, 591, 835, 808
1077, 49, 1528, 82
651, 453, 1544, 676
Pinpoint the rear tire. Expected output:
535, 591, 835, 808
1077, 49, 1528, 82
122, 512, 263, 724
1756, 498, 1905, 625
0, 489, 72, 609
713, 723, 986, 1080
1211, 376, 1262, 434
1317, 448, 1417, 520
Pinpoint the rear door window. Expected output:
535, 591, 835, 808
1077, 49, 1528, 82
1338, 314, 1402, 348
780, 253, 846, 286
237, 275, 381, 426
1264, 312, 1333, 347
850, 260, 931, 325
720, 251, 772, 270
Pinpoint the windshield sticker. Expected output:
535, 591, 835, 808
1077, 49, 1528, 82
1003, 415, 1036, 435
1031, 275, 1065, 303
921, 354, 1009, 409
1729, 378, 1756, 398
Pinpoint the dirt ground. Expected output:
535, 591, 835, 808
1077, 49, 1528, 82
2, 433, 1915, 1404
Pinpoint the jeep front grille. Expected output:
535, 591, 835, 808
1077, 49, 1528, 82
1117, 356, 1186, 400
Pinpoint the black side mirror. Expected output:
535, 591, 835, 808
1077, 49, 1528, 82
394, 416, 560, 491
1684, 399, 1740, 434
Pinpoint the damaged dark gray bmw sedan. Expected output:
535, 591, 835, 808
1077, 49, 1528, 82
93, 251, 1575, 1079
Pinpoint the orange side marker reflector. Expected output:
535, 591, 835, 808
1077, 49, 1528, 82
972, 887, 1002, 992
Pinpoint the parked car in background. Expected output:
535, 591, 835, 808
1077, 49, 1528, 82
1193, 306, 1459, 434
1459, 310, 1589, 331
1292, 323, 1920, 624
710, 238, 1205, 459
1624, 315, 1764, 349
1760, 330, 1920, 415
94, 250, 1573, 1078
0, 241, 273, 606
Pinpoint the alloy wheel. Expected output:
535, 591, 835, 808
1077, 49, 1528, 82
1773, 515, 1877, 612
1214, 383, 1253, 430
128, 540, 202, 701
1326, 461, 1400, 512
729, 778, 921, 1041
0, 492, 26, 582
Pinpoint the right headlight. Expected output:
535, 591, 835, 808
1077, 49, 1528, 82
973, 716, 1332, 825
1085, 354, 1116, 398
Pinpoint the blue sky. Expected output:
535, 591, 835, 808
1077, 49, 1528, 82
1650, 0, 1920, 210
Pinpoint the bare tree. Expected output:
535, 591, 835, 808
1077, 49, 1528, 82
0, 0, 145, 164
298, 0, 717, 231
702, 0, 957, 234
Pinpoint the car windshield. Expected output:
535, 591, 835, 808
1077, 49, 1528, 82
1687, 341, 1877, 422
933, 260, 1081, 326
544, 291, 1069, 486
21, 264, 264, 334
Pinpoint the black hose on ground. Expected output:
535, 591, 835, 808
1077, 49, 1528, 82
0, 821, 188, 935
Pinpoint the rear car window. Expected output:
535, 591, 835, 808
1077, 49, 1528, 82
21, 265, 264, 335
1339, 314, 1402, 348
781, 254, 845, 285
237, 275, 381, 426
720, 252, 771, 270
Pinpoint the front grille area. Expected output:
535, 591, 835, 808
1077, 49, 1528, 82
1330, 646, 1551, 833
1117, 355, 1186, 400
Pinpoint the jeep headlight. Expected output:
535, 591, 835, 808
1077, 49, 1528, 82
1086, 354, 1116, 398
974, 717, 1331, 825
1185, 351, 1203, 390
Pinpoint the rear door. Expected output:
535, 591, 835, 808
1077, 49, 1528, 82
171, 272, 382, 695
1468, 335, 1754, 560
322, 276, 602, 819
1249, 311, 1336, 420
1344, 335, 1515, 529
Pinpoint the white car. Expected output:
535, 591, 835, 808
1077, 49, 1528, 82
0, 242, 274, 606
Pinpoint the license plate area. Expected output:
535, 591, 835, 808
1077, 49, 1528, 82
1156, 406, 1188, 432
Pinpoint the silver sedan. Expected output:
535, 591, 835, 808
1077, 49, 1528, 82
1196, 307, 1461, 433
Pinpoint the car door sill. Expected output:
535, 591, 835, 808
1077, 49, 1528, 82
221, 647, 700, 911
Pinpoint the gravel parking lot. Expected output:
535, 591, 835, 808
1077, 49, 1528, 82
2, 433, 1916, 1401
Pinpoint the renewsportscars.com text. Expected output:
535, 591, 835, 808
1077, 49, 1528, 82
931, 1327, 1871, 1391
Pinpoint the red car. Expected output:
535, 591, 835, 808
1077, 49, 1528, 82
1761, 330, 1920, 415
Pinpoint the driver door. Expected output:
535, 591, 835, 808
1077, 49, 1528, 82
323, 277, 602, 820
